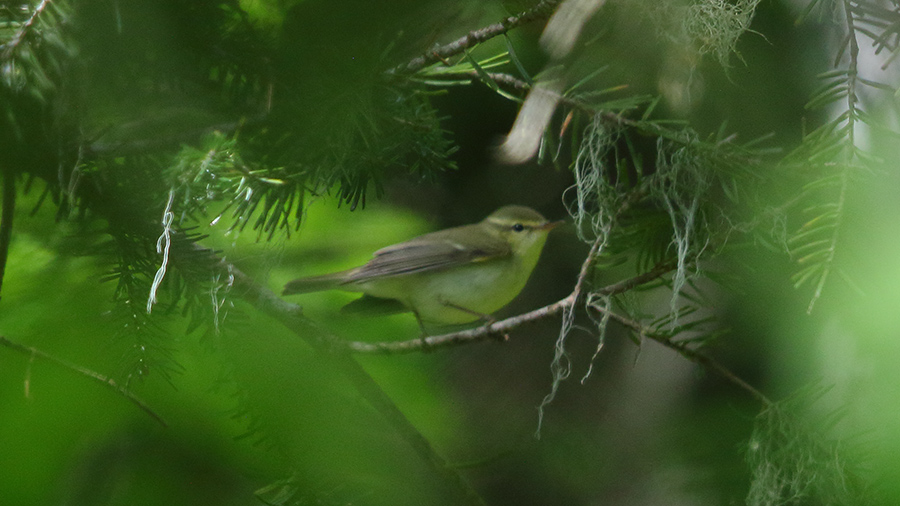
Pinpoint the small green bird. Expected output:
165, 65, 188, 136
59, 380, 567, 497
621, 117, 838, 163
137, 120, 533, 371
283, 205, 561, 328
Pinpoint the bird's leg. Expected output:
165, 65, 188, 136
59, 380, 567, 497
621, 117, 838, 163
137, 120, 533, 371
412, 309, 433, 351
440, 300, 493, 323
441, 301, 509, 342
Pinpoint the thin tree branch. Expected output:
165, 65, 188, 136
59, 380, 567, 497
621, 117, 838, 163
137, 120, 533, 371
431, 70, 533, 92
345, 261, 676, 355
219, 253, 488, 506
0, 335, 168, 426
596, 309, 771, 405
392, 0, 561, 75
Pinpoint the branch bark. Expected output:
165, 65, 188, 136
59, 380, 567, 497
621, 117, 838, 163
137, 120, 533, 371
0, 335, 168, 426
596, 309, 772, 405
392, 0, 561, 75
222, 254, 488, 506
344, 260, 676, 354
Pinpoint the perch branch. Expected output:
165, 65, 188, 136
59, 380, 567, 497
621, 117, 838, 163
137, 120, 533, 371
0, 335, 168, 426
344, 259, 676, 355
347, 186, 654, 354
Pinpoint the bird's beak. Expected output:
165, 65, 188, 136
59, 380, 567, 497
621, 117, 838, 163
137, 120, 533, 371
541, 219, 565, 231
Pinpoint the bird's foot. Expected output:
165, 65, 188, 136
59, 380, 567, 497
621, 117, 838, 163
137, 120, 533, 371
478, 315, 510, 343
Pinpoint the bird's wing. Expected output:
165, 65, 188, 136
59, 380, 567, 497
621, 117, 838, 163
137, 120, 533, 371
342, 225, 510, 283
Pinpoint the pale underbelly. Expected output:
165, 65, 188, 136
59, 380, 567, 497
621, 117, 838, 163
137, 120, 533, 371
352, 263, 526, 324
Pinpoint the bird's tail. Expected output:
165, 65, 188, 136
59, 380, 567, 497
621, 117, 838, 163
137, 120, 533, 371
282, 271, 350, 295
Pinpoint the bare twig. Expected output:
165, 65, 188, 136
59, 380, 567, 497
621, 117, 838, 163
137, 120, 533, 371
597, 309, 771, 405
0, 335, 168, 426
434, 70, 532, 92
393, 0, 561, 75
345, 261, 676, 354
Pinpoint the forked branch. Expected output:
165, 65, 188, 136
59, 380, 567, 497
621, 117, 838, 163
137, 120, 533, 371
596, 310, 772, 405
0, 335, 168, 426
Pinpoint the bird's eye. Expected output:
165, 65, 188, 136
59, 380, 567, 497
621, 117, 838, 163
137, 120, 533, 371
512, 223, 525, 232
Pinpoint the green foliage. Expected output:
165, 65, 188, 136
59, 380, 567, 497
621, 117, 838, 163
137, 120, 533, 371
746, 392, 869, 506
169, 132, 308, 239
682, 0, 762, 66
784, 0, 898, 313
1, 0, 75, 184
0, 0, 461, 380
0, 0, 72, 103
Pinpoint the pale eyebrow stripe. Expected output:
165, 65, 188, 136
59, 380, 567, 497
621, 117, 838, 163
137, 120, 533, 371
487, 217, 538, 227
487, 217, 517, 227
